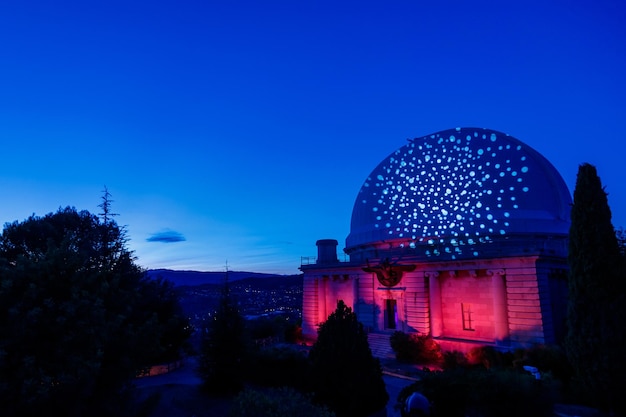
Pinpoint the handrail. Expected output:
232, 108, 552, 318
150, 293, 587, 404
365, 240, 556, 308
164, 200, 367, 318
300, 253, 349, 266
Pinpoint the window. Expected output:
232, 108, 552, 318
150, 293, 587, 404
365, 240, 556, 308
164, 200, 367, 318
461, 303, 474, 331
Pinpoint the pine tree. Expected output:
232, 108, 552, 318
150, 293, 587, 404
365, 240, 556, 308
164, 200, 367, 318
309, 300, 388, 417
565, 163, 626, 413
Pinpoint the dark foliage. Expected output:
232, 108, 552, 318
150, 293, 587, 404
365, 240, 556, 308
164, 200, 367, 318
390, 330, 443, 365
565, 163, 626, 413
516, 344, 572, 382
400, 367, 553, 417
248, 316, 287, 340
229, 387, 335, 417
465, 345, 514, 369
616, 227, 626, 258
309, 300, 388, 417
246, 315, 303, 345
401, 368, 552, 417
197, 279, 250, 395
441, 350, 469, 370
440, 346, 515, 371
0, 206, 191, 417
284, 321, 302, 343
245, 344, 312, 390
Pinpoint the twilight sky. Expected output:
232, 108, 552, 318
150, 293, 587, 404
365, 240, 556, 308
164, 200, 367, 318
1, 0, 625, 274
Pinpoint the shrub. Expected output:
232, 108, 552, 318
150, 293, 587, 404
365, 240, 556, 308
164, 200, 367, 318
518, 344, 572, 382
390, 331, 412, 361
248, 317, 283, 340
245, 344, 312, 390
284, 322, 302, 344
441, 350, 468, 370
229, 387, 335, 417
466, 345, 513, 369
390, 331, 442, 365
399, 367, 554, 417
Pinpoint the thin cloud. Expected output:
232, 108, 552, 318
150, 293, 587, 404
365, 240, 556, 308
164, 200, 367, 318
147, 230, 186, 243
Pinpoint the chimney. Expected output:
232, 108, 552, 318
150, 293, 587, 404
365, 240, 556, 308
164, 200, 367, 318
316, 239, 339, 264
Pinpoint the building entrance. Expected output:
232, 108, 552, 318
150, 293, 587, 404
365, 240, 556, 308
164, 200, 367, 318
385, 299, 397, 330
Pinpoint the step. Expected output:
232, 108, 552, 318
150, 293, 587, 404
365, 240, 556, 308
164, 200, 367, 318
367, 333, 396, 359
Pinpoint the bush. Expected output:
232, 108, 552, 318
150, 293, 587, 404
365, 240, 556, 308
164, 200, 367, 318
245, 344, 312, 390
248, 317, 283, 340
466, 345, 514, 369
517, 344, 572, 382
442, 344, 568, 374
229, 387, 335, 417
284, 322, 302, 343
442, 350, 468, 370
399, 367, 554, 417
390, 331, 442, 365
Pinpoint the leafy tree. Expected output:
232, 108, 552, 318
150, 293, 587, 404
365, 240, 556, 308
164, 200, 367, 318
0, 206, 190, 417
197, 277, 249, 395
309, 300, 388, 417
565, 163, 626, 413
138, 275, 193, 364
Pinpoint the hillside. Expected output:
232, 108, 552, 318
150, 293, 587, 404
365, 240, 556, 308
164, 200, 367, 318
146, 270, 304, 341
146, 269, 282, 287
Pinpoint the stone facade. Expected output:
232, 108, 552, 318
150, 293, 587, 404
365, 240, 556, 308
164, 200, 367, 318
302, 250, 568, 352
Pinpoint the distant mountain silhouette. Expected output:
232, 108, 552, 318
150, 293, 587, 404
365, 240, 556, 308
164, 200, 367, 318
146, 269, 288, 287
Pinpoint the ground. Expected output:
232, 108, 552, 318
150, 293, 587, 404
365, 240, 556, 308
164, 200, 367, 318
133, 356, 606, 417
134, 383, 231, 417
132, 356, 417, 417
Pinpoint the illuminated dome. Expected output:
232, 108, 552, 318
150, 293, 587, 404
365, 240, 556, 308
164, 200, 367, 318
346, 127, 571, 260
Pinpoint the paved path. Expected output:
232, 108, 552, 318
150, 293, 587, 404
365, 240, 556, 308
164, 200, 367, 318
134, 358, 202, 388
383, 371, 419, 417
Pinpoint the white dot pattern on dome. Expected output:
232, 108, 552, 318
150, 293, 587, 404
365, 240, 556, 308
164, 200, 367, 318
358, 129, 530, 259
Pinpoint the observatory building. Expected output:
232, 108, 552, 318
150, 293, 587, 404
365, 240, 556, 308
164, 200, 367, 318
301, 127, 571, 352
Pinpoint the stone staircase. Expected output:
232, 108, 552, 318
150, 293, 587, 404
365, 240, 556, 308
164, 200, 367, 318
367, 332, 395, 360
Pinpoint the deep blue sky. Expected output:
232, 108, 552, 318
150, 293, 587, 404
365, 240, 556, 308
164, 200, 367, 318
1, 0, 624, 274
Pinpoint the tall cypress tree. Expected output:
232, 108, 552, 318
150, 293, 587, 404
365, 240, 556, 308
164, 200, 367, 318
197, 275, 249, 395
309, 300, 388, 417
565, 163, 626, 412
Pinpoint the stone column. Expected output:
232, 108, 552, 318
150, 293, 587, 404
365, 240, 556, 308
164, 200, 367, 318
488, 269, 508, 343
319, 276, 327, 324
301, 276, 319, 338
353, 275, 359, 319
426, 271, 442, 337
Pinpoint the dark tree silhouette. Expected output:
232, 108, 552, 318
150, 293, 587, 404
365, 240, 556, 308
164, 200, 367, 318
0, 205, 190, 417
197, 276, 249, 395
309, 300, 388, 417
98, 185, 118, 225
565, 163, 626, 413
616, 227, 626, 258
